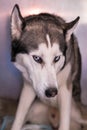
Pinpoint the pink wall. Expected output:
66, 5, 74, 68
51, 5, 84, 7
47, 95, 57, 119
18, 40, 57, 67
0, 0, 87, 104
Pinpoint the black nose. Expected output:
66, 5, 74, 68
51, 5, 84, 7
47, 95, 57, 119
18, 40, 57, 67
45, 87, 58, 98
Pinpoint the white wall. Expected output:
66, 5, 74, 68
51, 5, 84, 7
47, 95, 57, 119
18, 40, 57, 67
0, 0, 87, 104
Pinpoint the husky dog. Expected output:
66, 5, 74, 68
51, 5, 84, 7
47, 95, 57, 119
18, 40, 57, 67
11, 4, 82, 130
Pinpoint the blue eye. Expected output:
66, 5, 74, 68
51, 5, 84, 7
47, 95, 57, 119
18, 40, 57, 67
32, 55, 43, 64
54, 56, 60, 63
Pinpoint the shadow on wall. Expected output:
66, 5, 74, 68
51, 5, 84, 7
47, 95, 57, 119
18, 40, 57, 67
0, 16, 23, 100
76, 24, 87, 105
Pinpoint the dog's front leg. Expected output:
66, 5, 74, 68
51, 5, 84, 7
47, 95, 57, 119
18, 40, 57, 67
11, 81, 36, 130
58, 85, 72, 130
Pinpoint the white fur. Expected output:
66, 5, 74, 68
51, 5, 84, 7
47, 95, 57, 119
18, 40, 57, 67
58, 85, 72, 130
57, 63, 71, 86
25, 99, 50, 125
11, 81, 36, 130
46, 34, 51, 48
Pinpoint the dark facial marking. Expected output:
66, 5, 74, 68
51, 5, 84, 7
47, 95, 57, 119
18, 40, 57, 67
11, 40, 28, 61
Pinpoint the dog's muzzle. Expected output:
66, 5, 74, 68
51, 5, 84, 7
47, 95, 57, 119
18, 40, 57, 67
45, 87, 58, 98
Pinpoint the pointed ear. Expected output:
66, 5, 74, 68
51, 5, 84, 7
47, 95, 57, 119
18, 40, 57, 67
64, 17, 80, 42
11, 4, 23, 39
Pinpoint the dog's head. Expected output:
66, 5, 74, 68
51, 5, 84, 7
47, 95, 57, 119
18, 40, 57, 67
11, 4, 80, 99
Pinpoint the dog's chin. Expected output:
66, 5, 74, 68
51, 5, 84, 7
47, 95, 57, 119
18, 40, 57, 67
41, 95, 58, 107
35, 91, 57, 106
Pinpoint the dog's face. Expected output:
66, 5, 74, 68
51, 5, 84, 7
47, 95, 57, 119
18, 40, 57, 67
11, 5, 79, 99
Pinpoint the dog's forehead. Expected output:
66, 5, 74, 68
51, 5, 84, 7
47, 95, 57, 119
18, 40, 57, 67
45, 34, 62, 55
22, 21, 65, 53
30, 34, 62, 58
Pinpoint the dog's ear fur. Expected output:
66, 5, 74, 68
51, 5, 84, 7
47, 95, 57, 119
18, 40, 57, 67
11, 4, 23, 39
63, 17, 80, 42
